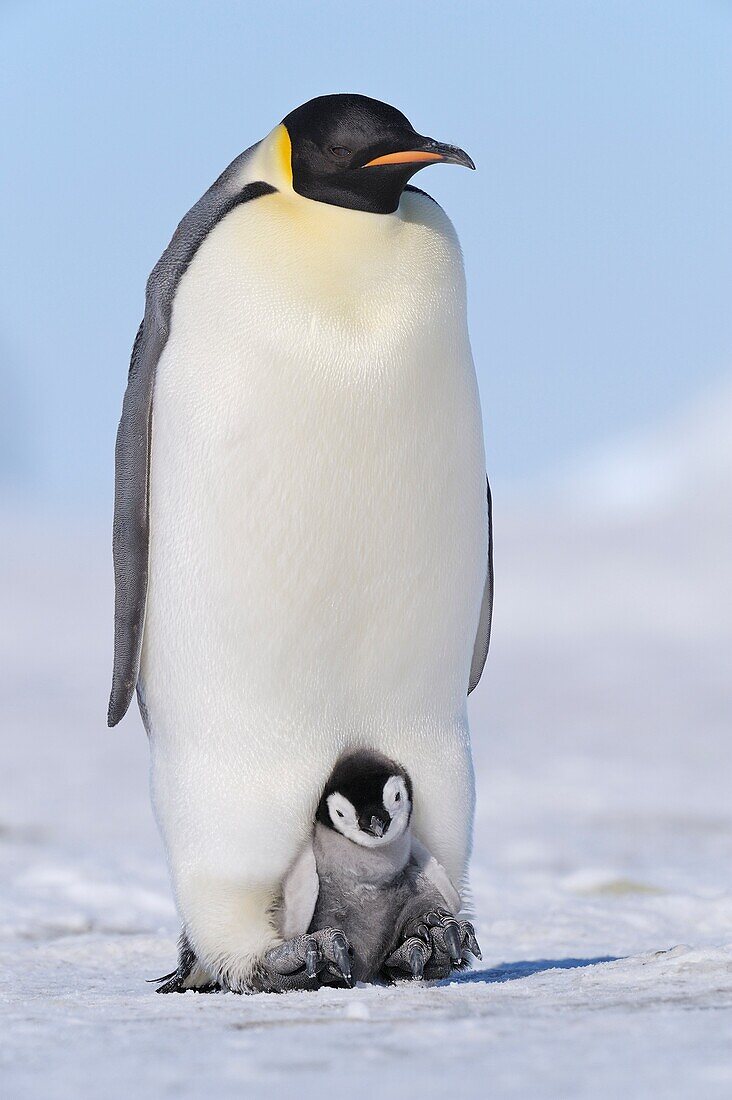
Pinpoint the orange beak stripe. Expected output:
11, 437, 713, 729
362, 150, 445, 167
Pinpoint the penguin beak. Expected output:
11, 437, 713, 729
362, 139, 475, 170
368, 815, 386, 837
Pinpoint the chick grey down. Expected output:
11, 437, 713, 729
308, 821, 450, 982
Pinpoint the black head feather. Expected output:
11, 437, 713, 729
316, 750, 413, 833
282, 93, 474, 214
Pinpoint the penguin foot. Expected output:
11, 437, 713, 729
383, 911, 481, 981
383, 936, 431, 980
246, 928, 354, 994
149, 933, 222, 994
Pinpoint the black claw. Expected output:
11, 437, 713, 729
466, 930, 482, 960
305, 942, 320, 979
147, 969, 178, 984
414, 922, 430, 943
408, 943, 426, 980
333, 936, 353, 987
443, 921, 462, 963
150, 943, 196, 991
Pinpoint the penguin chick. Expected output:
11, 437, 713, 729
280, 751, 481, 984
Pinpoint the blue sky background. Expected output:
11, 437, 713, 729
1, 0, 730, 507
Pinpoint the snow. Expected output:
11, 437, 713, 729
1, 393, 731, 1098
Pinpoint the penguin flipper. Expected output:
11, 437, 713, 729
107, 317, 157, 727
468, 476, 494, 695
107, 144, 276, 727
279, 841, 320, 940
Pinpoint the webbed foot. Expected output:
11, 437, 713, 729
383, 910, 481, 981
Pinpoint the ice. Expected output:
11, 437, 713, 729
1, 387, 730, 1097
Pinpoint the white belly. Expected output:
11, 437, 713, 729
140, 189, 486, 868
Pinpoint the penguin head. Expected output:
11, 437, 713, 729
316, 750, 413, 848
280, 93, 474, 215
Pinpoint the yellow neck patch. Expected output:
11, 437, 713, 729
273, 123, 293, 188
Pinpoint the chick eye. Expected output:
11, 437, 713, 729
336, 810, 344, 818
330, 146, 351, 159
395, 792, 401, 803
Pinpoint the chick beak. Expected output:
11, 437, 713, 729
362, 139, 475, 170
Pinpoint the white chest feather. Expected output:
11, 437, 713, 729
142, 187, 486, 740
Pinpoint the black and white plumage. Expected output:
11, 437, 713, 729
280, 752, 481, 984
108, 93, 492, 993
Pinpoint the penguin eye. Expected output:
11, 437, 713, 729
394, 791, 401, 803
329, 146, 351, 159
336, 810, 344, 818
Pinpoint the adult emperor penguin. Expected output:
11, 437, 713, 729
109, 93, 493, 993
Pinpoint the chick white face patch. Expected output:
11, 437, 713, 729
382, 775, 411, 842
326, 776, 412, 849
326, 792, 362, 843
327, 791, 390, 849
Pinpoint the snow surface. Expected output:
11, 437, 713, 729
1, 394, 731, 1098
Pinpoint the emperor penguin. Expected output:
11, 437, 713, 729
279, 750, 482, 985
109, 93, 493, 993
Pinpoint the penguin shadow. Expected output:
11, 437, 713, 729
444, 955, 619, 986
